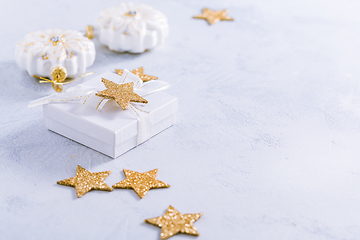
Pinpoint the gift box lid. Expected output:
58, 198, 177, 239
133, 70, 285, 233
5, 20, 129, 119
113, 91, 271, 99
43, 71, 178, 147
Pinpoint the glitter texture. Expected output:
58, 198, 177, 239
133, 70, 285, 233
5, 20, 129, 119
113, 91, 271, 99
57, 165, 113, 198
115, 67, 158, 82
50, 66, 67, 82
96, 78, 148, 110
145, 205, 203, 239
112, 169, 170, 199
193, 8, 234, 25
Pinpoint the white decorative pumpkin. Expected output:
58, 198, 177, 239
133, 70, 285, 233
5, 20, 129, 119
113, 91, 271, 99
95, 2, 169, 53
15, 29, 96, 78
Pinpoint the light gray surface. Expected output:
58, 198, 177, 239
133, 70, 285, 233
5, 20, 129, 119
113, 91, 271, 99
1, 0, 360, 239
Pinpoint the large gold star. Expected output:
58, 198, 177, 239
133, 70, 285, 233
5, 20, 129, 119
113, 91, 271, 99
112, 169, 170, 199
146, 206, 203, 239
115, 67, 158, 82
193, 8, 234, 25
57, 165, 113, 198
95, 78, 148, 110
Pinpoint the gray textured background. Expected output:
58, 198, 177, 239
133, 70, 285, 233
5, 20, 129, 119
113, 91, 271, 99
1, 0, 360, 239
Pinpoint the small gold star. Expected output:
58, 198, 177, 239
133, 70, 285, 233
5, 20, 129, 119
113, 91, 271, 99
193, 8, 234, 25
112, 169, 170, 199
96, 78, 148, 110
57, 165, 113, 198
115, 67, 158, 82
146, 206, 203, 239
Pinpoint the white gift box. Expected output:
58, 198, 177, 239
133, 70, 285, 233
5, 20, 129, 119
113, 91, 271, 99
42, 71, 178, 158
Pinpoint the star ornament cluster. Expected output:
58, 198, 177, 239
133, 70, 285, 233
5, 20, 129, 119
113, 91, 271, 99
194, 8, 234, 25
115, 67, 158, 82
57, 165, 113, 198
96, 78, 148, 110
146, 206, 203, 239
113, 169, 170, 199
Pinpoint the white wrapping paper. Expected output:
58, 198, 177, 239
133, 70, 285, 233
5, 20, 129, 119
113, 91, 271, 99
29, 70, 178, 158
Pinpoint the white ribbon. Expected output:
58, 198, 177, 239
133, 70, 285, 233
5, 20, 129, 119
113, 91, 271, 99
28, 69, 173, 108
28, 69, 177, 145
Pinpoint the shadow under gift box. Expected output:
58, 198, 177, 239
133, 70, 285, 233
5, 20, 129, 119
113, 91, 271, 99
43, 71, 178, 158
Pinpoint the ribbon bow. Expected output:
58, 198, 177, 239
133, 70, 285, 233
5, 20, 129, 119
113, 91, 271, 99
29, 69, 172, 108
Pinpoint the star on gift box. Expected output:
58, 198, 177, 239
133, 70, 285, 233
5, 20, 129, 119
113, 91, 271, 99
115, 67, 158, 82
146, 206, 203, 239
57, 165, 113, 198
96, 78, 148, 110
112, 169, 170, 198
193, 8, 234, 25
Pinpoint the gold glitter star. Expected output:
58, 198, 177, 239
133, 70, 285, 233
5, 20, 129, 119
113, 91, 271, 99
112, 169, 170, 199
193, 8, 234, 25
96, 78, 148, 110
146, 206, 203, 239
115, 67, 158, 82
57, 165, 113, 198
